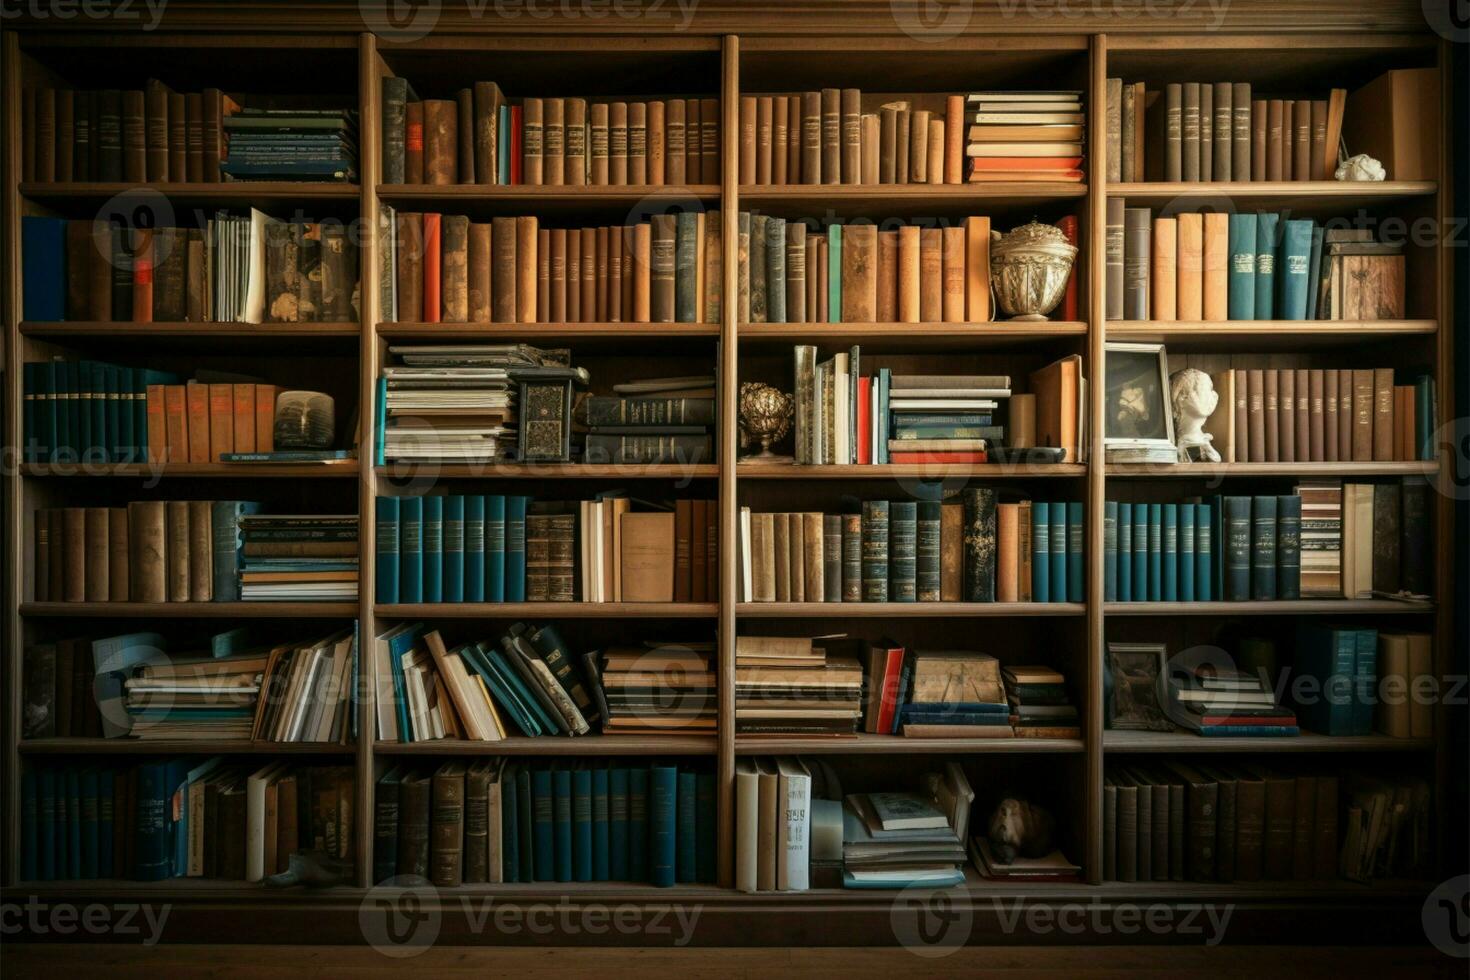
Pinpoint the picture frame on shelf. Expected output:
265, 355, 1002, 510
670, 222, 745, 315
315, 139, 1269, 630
1103, 342, 1178, 464
1105, 641, 1172, 732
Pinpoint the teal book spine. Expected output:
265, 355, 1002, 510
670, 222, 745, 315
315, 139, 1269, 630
629, 767, 649, 881
96, 769, 114, 877
1147, 503, 1162, 602
531, 769, 554, 881
827, 223, 842, 323
888, 500, 917, 602
1161, 503, 1178, 602
485, 495, 506, 602
676, 771, 697, 884
74, 361, 92, 461
1179, 503, 1196, 602
609, 768, 629, 881
443, 495, 465, 603
80, 768, 99, 879
1250, 494, 1277, 601
1031, 502, 1050, 602
22, 362, 41, 461
502, 768, 520, 883
1132, 504, 1149, 600
1253, 211, 1278, 318
211, 500, 262, 602
375, 496, 400, 604
1223, 496, 1251, 600
498, 107, 511, 184
21, 771, 37, 881
91, 363, 108, 461
1294, 627, 1355, 735
766, 216, 787, 323
650, 765, 678, 887
916, 500, 942, 601
1067, 501, 1084, 602
39, 768, 57, 880
464, 495, 485, 602
21, 215, 66, 321
572, 768, 593, 883
1227, 212, 1258, 320
1352, 628, 1379, 735
553, 768, 573, 882
1276, 494, 1301, 600
1305, 223, 1325, 320
400, 496, 424, 603
1117, 502, 1132, 602
66, 769, 81, 879
890, 659, 913, 735
695, 772, 716, 883
116, 366, 134, 461
861, 499, 889, 601
134, 762, 172, 880
423, 495, 443, 602
48, 362, 67, 461
517, 767, 535, 881
1103, 500, 1118, 602
1278, 218, 1313, 319
1049, 503, 1067, 603
592, 768, 610, 882
505, 495, 529, 602
1416, 377, 1433, 460
375, 377, 387, 465
1195, 503, 1213, 601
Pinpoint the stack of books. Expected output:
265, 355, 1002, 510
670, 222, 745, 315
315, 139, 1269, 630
970, 836, 1081, 882
238, 515, 358, 601
1164, 662, 1298, 737
1340, 771, 1432, 883
124, 650, 267, 741
221, 108, 358, 182
583, 376, 716, 465
842, 790, 966, 888
251, 630, 358, 743
966, 90, 1084, 182
599, 642, 717, 735
897, 651, 1010, 738
734, 636, 863, 735
885, 373, 1010, 464
377, 345, 536, 463
1004, 665, 1080, 738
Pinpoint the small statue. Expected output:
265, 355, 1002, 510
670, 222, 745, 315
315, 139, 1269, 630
1336, 153, 1386, 182
988, 797, 1055, 863
1169, 368, 1220, 463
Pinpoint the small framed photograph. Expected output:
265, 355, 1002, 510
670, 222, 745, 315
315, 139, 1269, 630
1103, 342, 1175, 449
1106, 642, 1172, 731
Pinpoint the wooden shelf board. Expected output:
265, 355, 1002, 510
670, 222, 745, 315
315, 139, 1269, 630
379, 321, 720, 344
22, 321, 360, 339
375, 602, 719, 618
738, 321, 1087, 351
1105, 599, 1434, 616
1104, 731, 1434, 753
737, 463, 1086, 479
737, 601, 1085, 617
1106, 461, 1438, 478
376, 184, 720, 209
375, 736, 717, 755
19, 601, 359, 618
1105, 180, 1437, 207
19, 739, 353, 755
18, 181, 360, 205
377, 463, 718, 479
1107, 319, 1437, 349
736, 733, 1084, 754
22, 461, 360, 478
741, 183, 1086, 203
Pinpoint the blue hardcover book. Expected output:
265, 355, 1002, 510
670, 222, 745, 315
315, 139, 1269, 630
1067, 501, 1084, 602
1278, 218, 1313, 319
505, 496, 529, 602
66, 768, 81, 879
116, 366, 135, 461
22, 362, 41, 461
1352, 628, 1379, 735
629, 767, 649, 881
485, 495, 506, 602
399, 496, 424, 603
1294, 626, 1356, 735
376, 496, 401, 604
210, 500, 262, 602
1250, 495, 1277, 600
97, 768, 114, 876
386, 623, 422, 742
1103, 500, 1118, 602
888, 500, 917, 602
532, 768, 555, 881
1049, 502, 1067, 603
38, 768, 57, 880
1031, 501, 1050, 602
676, 771, 698, 884
21, 770, 38, 881
134, 760, 176, 880
1147, 503, 1163, 602
1276, 494, 1301, 600
1305, 223, 1325, 320
696, 772, 716, 883
372, 766, 402, 883
1195, 503, 1213, 601
1222, 496, 1251, 600
1253, 211, 1279, 318
464, 495, 486, 602
22, 216, 67, 321
443, 495, 465, 603
423, 495, 444, 603
572, 767, 593, 882
890, 659, 914, 735
517, 767, 535, 881
80, 768, 99, 879
553, 768, 573, 882
375, 376, 387, 465
650, 765, 678, 887
1179, 503, 1196, 602
1227, 213, 1258, 320
900, 707, 1011, 725
1117, 502, 1132, 602
484, 644, 557, 736
1133, 504, 1149, 600
1198, 725, 1300, 737
502, 765, 520, 883
610, 768, 630, 881
1161, 504, 1179, 602
592, 767, 610, 882
93, 364, 111, 461
827, 224, 842, 323
498, 106, 511, 184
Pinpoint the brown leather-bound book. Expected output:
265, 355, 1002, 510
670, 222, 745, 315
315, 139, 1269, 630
820, 88, 841, 184
769, 97, 786, 184
754, 96, 772, 184
1212, 81, 1231, 181
1282, 100, 1296, 179
1293, 100, 1312, 181
1263, 369, 1280, 462
130, 228, 154, 323
628, 101, 647, 184
396, 212, 424, 321
750, 513, 774, 602
1351, 368, 1374, 461
879, 104, 897, 183
208, 383, 234, 461
86, 221, 113, 320
153, 228, 187, 321
120, 89, 146, 182
1323, 369, 1339, 461
166, 500, 190, 602
685, 99, 702, 184
909, 109, 930, 182
691, 499, 709, 602
964, 216, 991, 322
650, 214, 677, 322
430, 763, 466, 887
46, 510, 64, 601
84, 507, 109, 602
232, 383, 256, 454
939, 501, 963, 601
840, 88, 861, 184
919, 228, 943, 322
188, 500, 212, 602
1246, 368, 1266, 463
840, 224, 878, 322
580, 226, 597, 321
609, 101, 628, 185
537, 227, 552, 320
1176, 212, 1203, 319
455, 89, 474, 184
422, 100, 457, 185
1250, 99, 1267, 181
473, 82, 505, 184
1198, 83, 1213, 181
647, 100, 666, 185
1152, 217, 1177, 321
521, 97, 544, 185
1231, 82, 1251, 181
564, 98, 587, 187
516, 217, 538, 323
1396, 385, 1415, 461
926, 118, 944, 186
1372, 366, 1394, 461
738, 96, 757, 184
861, 113, 880, 184
674, 500, 693, 601
144, 79, 172, 181
1308, 369, 1325, 461
543, 97, 566, 186
941, 226, 966, 323
490, 216, 516, 323
1338, 371, 1354, 461
771, 512, 791, 601
65, 220, 92, 319
60, 508, 86, 602
800, 91, 822, 184
703, 210, 721, 324
874, 230, 898, 322
1294, 368, 1311, 463
565, 228, 582, 322
1308, 99, 1328, 181
33, 510, 49, 601
589, 101, 610, 185
468, 222, 492, 322
943, 94, 965, 183
1181, 83, 1200, 181
185, 229, 206, 321
255, 384, 276, 453
996, 503, 1019, 602
632, 222, 652, 322
1265, 99, 1284, 180
785, 222, 806, 323
813, 236, 828, 322
1231, 368, 1249, 463
439, 214, 470, 323
1201, 212, 1228, 321
182, 382, 207, 463
404, 100, 425, 183
549, 228, 567, 321
896, 226, 922, 323
108, 507, 130, 601
787, 511, 805, 601
1278, 369, 1295, 462
894, 107, 910, 183
422, 213, 442, 324
705, 97, 723, 184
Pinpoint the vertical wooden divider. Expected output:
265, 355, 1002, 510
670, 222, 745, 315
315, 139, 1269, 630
1085, 32, 1108, 885
2, 31, 24, 885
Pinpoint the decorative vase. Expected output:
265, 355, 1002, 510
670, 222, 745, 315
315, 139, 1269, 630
737, 382, 793, 462
990, 220, 1078, 321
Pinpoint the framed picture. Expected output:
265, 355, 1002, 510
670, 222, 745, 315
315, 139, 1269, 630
1106, 642, 1172, 732
1103, 342, 1175, 449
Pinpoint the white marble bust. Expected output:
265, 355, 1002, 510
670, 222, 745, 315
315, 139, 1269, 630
1170, 368, 1221, 462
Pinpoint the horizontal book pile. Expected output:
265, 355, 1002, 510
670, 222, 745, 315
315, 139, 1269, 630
222, 108, 357, 181
19, 761, 353, 883
1103, 764, 1429, 885
240, 515, 358, 601
1196, 364, 1434, 464
384, 210, 722, 324
1106, 79, 1344, 182
842, 784, 970, 889
375, 494, 718, 604
1005, 664, 1081, 739
22, 81, 240, 183
967, 90, 1084, 182
1162, 662, 1298, 737
600, 642, 716, 736
739, 493, 1085, 605
374, 758, 717, 887
377, 344, 529, 463
382, 79, 719, 186
582, 376, 717, 466
21, 213, 361, 324
1106, 207, 1405, 321
734, 636, 862, 735
1293, 627, 1434, 739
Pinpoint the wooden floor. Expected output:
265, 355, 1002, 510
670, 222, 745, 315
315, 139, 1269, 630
0, 945, 1456, 978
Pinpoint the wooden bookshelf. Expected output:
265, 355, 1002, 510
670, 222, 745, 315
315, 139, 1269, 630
21, 461, 361, 478
18, 601, 361, 619
1104, 731, 1435, 753
1106, 319, 1438, 350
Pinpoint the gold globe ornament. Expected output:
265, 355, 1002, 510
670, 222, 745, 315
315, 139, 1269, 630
737, 381, 794, 463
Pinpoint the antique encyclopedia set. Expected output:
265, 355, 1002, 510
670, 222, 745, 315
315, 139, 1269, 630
0, 7, 1457, 947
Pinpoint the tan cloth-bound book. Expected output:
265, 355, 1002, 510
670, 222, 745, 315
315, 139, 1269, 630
189, 500, 213, 602
769, 97, 786, 185
945, 95, 965, 183
942, 226, 966, 323
621, 512, 675, 602
909, 109, 930, 183
965, 216, 991, 322
896, 226, 922, 323
108, 507, 130, 601
841, 88, 861, 184
129, 500, 167, 602
1152, 217, 1177, 321
1201, 212, 1228, 321
771, 512, 790, 602
997, 503, 1020, 603
468, 222, 492, 323
422, 99, 457, 185
565, 98, 587, 187
919, 228, 943, 322
1176, 213, 1203, 320
84, 506, 109, 602
647, 100, 666, 185
755, 96, 772, 185
861, 113, 880, 184
166, 499, 190, 602
841, 224, 878, 323
927, 118, 945, 186
876, 230, 898, 322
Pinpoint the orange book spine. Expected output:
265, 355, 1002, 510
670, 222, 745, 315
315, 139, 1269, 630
1151, 217, 1177, 321
945, 95, 964, 184
171, 384, 196, 464
941, 226, 966, 323
422, 212, 442, 323
964, 216, 991, 322
897, 226, 921, 323
255, 384, 277, 453
146, 384, 167, 463
1176, 213, 1204, 320
1201, 212, 1228, 321
208, 383, 234, 462
232, 383, 256, 455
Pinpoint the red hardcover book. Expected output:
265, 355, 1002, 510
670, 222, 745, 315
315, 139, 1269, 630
857, 375, 872, 465
1198, 714, 1298, 727
510, 105, 523, 185
422, 212, 442, 323
887, 451, 989, 463
1057, 214, 1078, 321
969, 156, 1083, 170
874, 646, 906, 735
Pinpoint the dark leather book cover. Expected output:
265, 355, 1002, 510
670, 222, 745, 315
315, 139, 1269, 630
1161, 761, 1216, 882
888, 500, 917, 603
440, 214, 469, 323
143, 78, 170, 181
1290, 773, 1317, 880
456, 89, 475, 185
405, 100, 424, 183
1123, 207, 1151, 319
1253, 767, 1296, 880
1250, 494, 1278, 600
121, 89, 146, 182
1222, 495, 1252, 600
841, 513, 862, 601
650, 214, 677, 323
372, 768, 401, 884
382, 76, 409, 184
396, 212, 423, 321
1233, 767, 1265, 881
1372, 481, 1402, 594
96, 88, 123, 181
1400, 477, 1431, 596
397, 770, 431, 879
675, 211, 700, 323
167, 89, 185, 182
1313, 774, 1340, 879
65, 220, 93, 320
474, 82, 504, 184
320, 222, 357, 323
1196, 763, 1238, 882
423, 99, 458, 185
152, 227, 187, 322
860, 501, 889, 601
463, 762, 491, 884
1276, 493, 1301, 600
916, 500, 942, 602
962, 487, 996, 602
1105, 197, 1125, 319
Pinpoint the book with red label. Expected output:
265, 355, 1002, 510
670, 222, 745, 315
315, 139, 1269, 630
887, 451, 989, 464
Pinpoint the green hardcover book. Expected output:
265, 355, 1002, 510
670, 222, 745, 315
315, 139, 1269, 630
1161, 503, 1178, 602
1179, 503, 1196, 601
1352, 628, 1378, 735
1049, 499, 1067, 604
888, 500, 917, 602
1276, 494, 1301, 600
1116, 501, 1131, 602
553, 767, 573, 883
422, 495, 443, 603
1278, 219, 1313, 320
572, 767, 592, 883
1108, 500, 1123, 603
399, 496, 424, 604
591, 767, 610, 882
916, 500, 942, 602
749, 213, 768, 323
676, 770, 697, 884
861, 500, 890, 601
766, 216, 787, 323
827, 223, 842, 323
1250, 495, 1277, 600
1227, 213, 1257, 320
531, 768, 554, 881
1032, 501, 1051, 602
695, 771, 716, 883
1253, 211, 1278, 318
1147, 502, 1162, 602
675, 211, 699, 323
1293, 627, 1356, 735
1222, 496, 1251, 601
629, 767, 649, 881
609, 767, 629, 881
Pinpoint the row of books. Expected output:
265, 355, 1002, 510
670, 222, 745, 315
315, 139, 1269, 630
967, 90, 1084, 182
385, 210, 722, 324
383, 80, 719, 187
1191, 363, 1435, 464
22, 358, 178, 463
19, 761, 354, 882
738, 495, 1086, 605
22, 82, 237, 183
1301, 479, 1430, 599
22, 213, 361, 324
149, 380, 285, 463
1294, 627, 1434, 738
1106, 207, 1405, 322
1161, 660, 1298, 737
1104, 764, 1429, 885
1105, 79, 1344, 183
374, 759, 717, 888
221, 108, 358, 182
